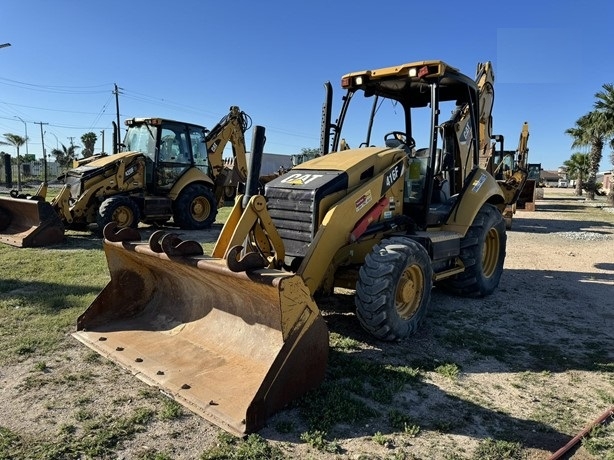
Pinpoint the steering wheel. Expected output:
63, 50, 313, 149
384, 131, 416, 150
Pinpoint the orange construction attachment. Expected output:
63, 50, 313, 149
73, 226, 328, 436
0, 196, 64, 247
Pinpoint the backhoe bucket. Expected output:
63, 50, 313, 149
0, 196, 64, 247
73, 229, 329, 436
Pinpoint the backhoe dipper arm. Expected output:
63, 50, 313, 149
516, 121, 530, 169
205, 106, 251, 183
475, 61, 495, 156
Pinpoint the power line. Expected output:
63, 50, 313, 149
0, 76, 111, 94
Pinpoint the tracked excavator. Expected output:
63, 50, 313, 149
73, 60, 530, 435
0, 106, 251, 247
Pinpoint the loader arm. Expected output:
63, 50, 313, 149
49, 185, 73, 223
211, 194, 286, 270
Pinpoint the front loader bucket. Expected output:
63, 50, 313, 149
0, 196, 64, 247
73, 229, 329, 436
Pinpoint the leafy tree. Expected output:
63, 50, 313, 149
565, 111, 613, 200
80, 132, 97, 158
1, 133, 27, 190
51, 143, 80, 177
563, 153, 590, 196
23, 153, 36, 163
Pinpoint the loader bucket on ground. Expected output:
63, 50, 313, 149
73, 229, 329, 436
0, 196, 65, 247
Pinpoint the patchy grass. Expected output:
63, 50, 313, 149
200, 432, 285, 460
0, 407, 155, 459
1, 189, 613, 459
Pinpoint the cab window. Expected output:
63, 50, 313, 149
190, 126, 209, 174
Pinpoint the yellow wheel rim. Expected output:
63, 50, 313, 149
482, 227, 500, 278
395, 264, 424, 319
112, 206, 134, 227
191, 196, 211, 222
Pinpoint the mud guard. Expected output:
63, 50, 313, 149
72, 230, 329, 436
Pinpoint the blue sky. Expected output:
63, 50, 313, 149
1, 0, 613, 172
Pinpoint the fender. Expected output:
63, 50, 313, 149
168, 166, 215, 200
442, 167, 505, 236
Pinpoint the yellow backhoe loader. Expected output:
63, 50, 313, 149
482, 122, 531, 228
0, 106, 251, 247
74, 60, 530, 435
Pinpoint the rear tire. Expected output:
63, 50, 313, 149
438, 203, 506, 296
355, 237, 433, 341
173, 184, 217, 230
97, 196, 140, 231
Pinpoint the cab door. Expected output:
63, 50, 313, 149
154, 122, 193, 192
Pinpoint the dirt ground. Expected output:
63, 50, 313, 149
1, 187, 613, 459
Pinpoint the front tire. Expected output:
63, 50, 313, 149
438, 203, 506, 296
355, 237, 433, 341
97, 196, 140, 231
173, 184, 217, 230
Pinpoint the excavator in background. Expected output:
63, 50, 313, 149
0, 106, 251, 247
73, 59, 531, 435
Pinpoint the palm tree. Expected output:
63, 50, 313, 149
594, 83, 614, 119
565, 111, 612, 200
563, 153, 590, 196
594, 83, 614, 204
51, 143, 80, 179
80, 132, 97, 158
1, 133, 28, 191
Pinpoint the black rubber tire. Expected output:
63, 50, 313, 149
172, 184, 217, 230
438, 203, 506, 297
97, 196, 140, 230
223, 186, 236, 200
355, 237, 433, 341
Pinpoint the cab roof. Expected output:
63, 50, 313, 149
340, 60, 478, 107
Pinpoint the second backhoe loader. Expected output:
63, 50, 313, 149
0, 106, 251, 247
74, 59, 530, 435
482, 122, 531, 228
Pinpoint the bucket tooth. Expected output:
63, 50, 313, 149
103, 222, 142, 242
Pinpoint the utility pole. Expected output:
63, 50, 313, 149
36, 122, 49, 183
114, 83, 122, 153
100, 130, 105, 154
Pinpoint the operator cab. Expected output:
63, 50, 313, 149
321, 60, 481, 228
123, 118, 209, 193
